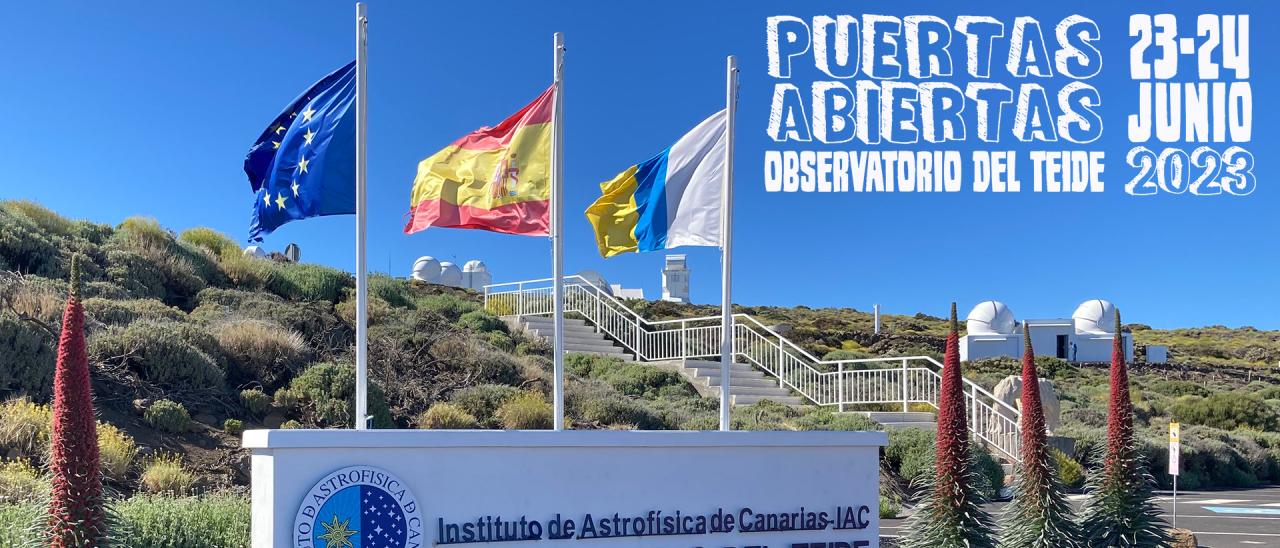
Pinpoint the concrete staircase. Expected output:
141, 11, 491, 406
516, 316, 633, 361
858, 411, 937, 430
656, 359, 806, 407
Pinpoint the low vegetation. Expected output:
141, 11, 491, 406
1, 202, 1278, 545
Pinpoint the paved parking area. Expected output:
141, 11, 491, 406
881, 486, 1280, 547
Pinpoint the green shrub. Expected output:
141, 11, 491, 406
1170, 393, 1279, 431
417, 403, 479, 429
973, 445, 1005, 500
0, 459, 46, 504
731, 400, 799, 430
0, 398, 51, 461
239, 389, 271, 417
567, 380, 670, 429
487, 331, 515, 352
82, 297, 184, 325
0, 205, 67, 278
0, 501, 41, 546
281, 420, 303, 429
144, 400, 192, 434
218, 253, 278, 291
418, 294, 479, 321
116, 216, 172, 248
884, 427, 936, 486
458, 309, 505, 333
879, 496, 901, 519
3, 200, 77, 238
139, 453, 194, 496
113, 494, 250, 547
98, 422, 139, 483
449, 384, 519, 427
1147, 379, 1212, 398
565, 354, 697, 399
496, 392, 553, 430
1051, 447, 1085, 489
211, 319, 308, 388
222, 419, 243, 436
191, 287, 348, 351
178, 227, 239, 258
271, 263, 352, 303
277, 362, 394, 429
0, 313, 55, 397
369, 274, 414, 308
790, 410, 882, 431
90, 320, 226, 390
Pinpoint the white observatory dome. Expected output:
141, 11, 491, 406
575, 269, 611, 292
966, 301, 1017, 335
411, 256, 442, 283
243, 245, 266, 259
438, 262, 463, 287
1073, 299, 1117, 334
462, 260, 487, 273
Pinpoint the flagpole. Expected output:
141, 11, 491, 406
719, 55, 738, 431
551, 32, 567, 431
353, 2, 370, 430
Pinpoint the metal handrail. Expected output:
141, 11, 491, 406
485, 276, 1022, 462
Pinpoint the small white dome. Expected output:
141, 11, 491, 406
243, 245, 266, 259
462, 260, 487, 273
438, 262, 463, 287
1073, 299, 1116, 334
411, 256, 441, 283
575, 269, 611, 292
966, 301, 1016, 335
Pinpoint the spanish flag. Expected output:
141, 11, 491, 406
404, 86, 554, 236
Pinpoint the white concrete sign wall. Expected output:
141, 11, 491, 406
243, 430, 887, 548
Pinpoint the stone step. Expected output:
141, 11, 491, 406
731, 394, 806, 406
682, 360, 759, 375
522, 323, 600, 336
564, 342, 628, 354
528, 329, 615, 346
860, 411, 936, 423
691, 368, 767, 380
878, 421, 937, 431
520, 316, 590, 328
566, 349, 633, 361
718, 385, 797, 397
702, 376, 780, 388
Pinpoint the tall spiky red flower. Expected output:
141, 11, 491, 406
1104, 309, 1134, 477
1079, 308, 1169, 546
999, 324, 1081, 547
47, 255, 106, 546
902, 303, 995, 548
934, 302, 970, 499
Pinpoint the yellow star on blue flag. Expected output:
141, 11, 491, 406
244, 61, 356, 242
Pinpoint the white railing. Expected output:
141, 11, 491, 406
485, 276, 1020, 462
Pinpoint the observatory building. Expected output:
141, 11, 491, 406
960, 299, 1133, 363
410, 256, 491, 290
662, 254, 690, 303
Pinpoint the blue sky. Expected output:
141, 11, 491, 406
0, 1, 1275, 329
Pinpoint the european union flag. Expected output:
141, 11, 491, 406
245, 61, 356, 242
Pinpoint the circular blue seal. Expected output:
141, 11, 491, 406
294, 466, 423, 548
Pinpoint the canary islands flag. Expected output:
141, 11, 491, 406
586, 110, 727, 258
244, 62, 356, 242
404, 86, 555, 236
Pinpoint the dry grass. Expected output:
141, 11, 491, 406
0, 398, 51, 460
139, 453, 194, 496
97, 422, 138, 483
212, 319, 308, 386
0, 459, 47, 504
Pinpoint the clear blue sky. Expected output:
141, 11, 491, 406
0, 1, 1275, 329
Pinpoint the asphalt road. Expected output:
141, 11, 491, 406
881, 486, 1280, 548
